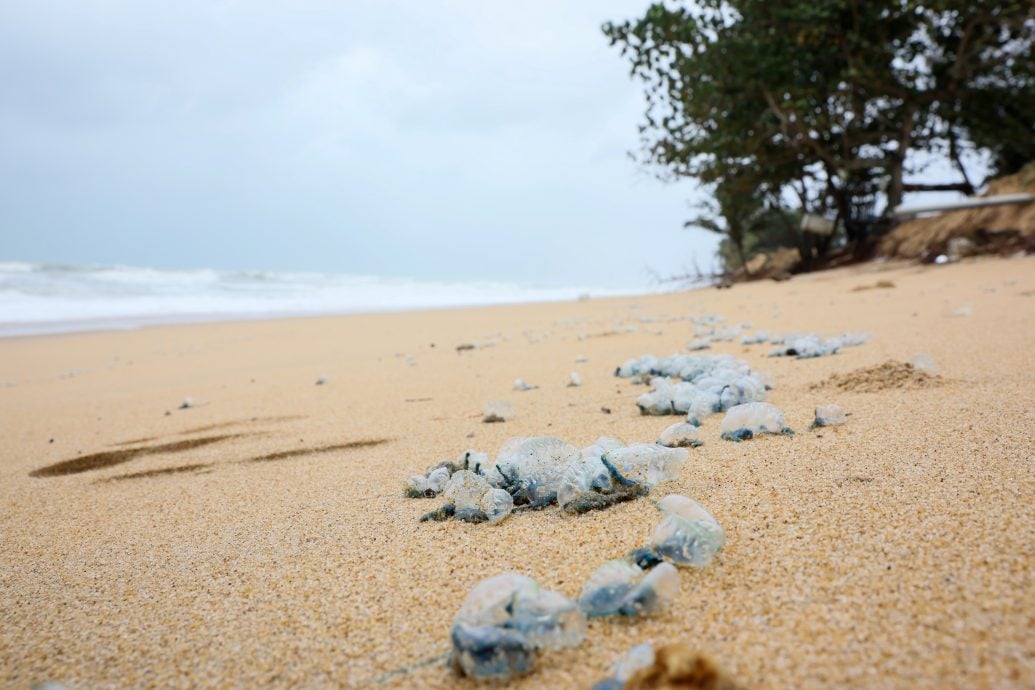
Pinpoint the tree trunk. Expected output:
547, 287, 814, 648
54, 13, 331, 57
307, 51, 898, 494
948, 129, 975, 195
886, 105, 917, 215
732, 228, 750, 276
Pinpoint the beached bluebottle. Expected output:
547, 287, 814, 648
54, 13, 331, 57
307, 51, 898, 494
720, 402, 793, 441
740, 330, 771, 345
909, 352, 937, 374
578, 559, 679, 618
812, 403, 848, 428
602, 444, 687, 487
482, 400, 514, 423
450, 573, 585, 679
589, 642, 656, 689
419, 470, 515, 524
656, 422, 702, 448
709, 326, 741, 342
647, 495, 725, 568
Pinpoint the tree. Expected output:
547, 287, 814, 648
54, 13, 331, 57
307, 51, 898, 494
685, 176, 802, 274
604, 1, 1035, 267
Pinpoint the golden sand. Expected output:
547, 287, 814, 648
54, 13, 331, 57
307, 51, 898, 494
1, 256, 1034, 689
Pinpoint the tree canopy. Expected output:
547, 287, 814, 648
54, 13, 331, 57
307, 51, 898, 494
603, 1, 1035, 267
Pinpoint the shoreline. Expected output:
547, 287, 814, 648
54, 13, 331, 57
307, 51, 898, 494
2, 255, 1033, 689
0, 290, 673, 340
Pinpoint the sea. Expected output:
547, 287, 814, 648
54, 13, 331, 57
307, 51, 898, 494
0, 262, 649, 337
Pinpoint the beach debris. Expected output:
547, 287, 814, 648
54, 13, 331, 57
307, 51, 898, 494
456, 343, 476, 353
647, 495, 725, 568
811, 404, 848, 428
951, 305, 973, 317
720, 402, 793, 441
450, 573, 585, 679
592, 642, 745, 690
909, 353, 938, 374
513, 378, 538, 392
579, 560, 679, 618
851, 279, 896, 291
601, 407, 612, 414
315, 375, 328, 386
410, 437, 685, 523
483, 400, 514, 423
567, 371, 583, 387
836, 331, 871, 347
179, 397, 193, 409
657, 422, 702, 448
575, 355, 589, 363
740, 330, 770, 345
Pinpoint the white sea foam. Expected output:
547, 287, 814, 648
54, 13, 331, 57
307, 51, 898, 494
0, 262, 641, 337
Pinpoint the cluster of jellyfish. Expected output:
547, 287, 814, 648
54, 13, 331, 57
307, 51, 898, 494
448, 494, 726, 679
405, 436, 689, 525
745, 330, 870, 358
615, 353, 774, 424
683, 309, 869, 358
616, 352, 856, 442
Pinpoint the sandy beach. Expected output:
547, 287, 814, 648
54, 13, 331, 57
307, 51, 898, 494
2, 256, 1034, 689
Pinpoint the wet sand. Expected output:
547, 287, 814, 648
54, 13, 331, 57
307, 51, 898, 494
1, 256, 1033, 689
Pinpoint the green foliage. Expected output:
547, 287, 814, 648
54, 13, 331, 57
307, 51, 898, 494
604, 1, 1035, 269
685, 175, 803, 273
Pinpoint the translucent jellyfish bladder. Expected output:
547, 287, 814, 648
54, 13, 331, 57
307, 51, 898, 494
482, 400, 514, 423
421, 470, 514, 524
657, 422, 702, 448
647, 495, 725, 568
578, 560, 679, 618
602, 444, 688, 487
590, 642, 656, 690
812, 403, 848, 428
720, 402, 794, 441
451, 573, 585, 679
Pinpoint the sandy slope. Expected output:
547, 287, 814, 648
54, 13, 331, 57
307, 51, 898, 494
1, 256, 1033, 689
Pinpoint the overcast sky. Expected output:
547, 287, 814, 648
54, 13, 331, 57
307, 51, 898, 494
0, 1, 720, 289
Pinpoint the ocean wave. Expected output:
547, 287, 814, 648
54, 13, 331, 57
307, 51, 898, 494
0, 262, 646, 336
